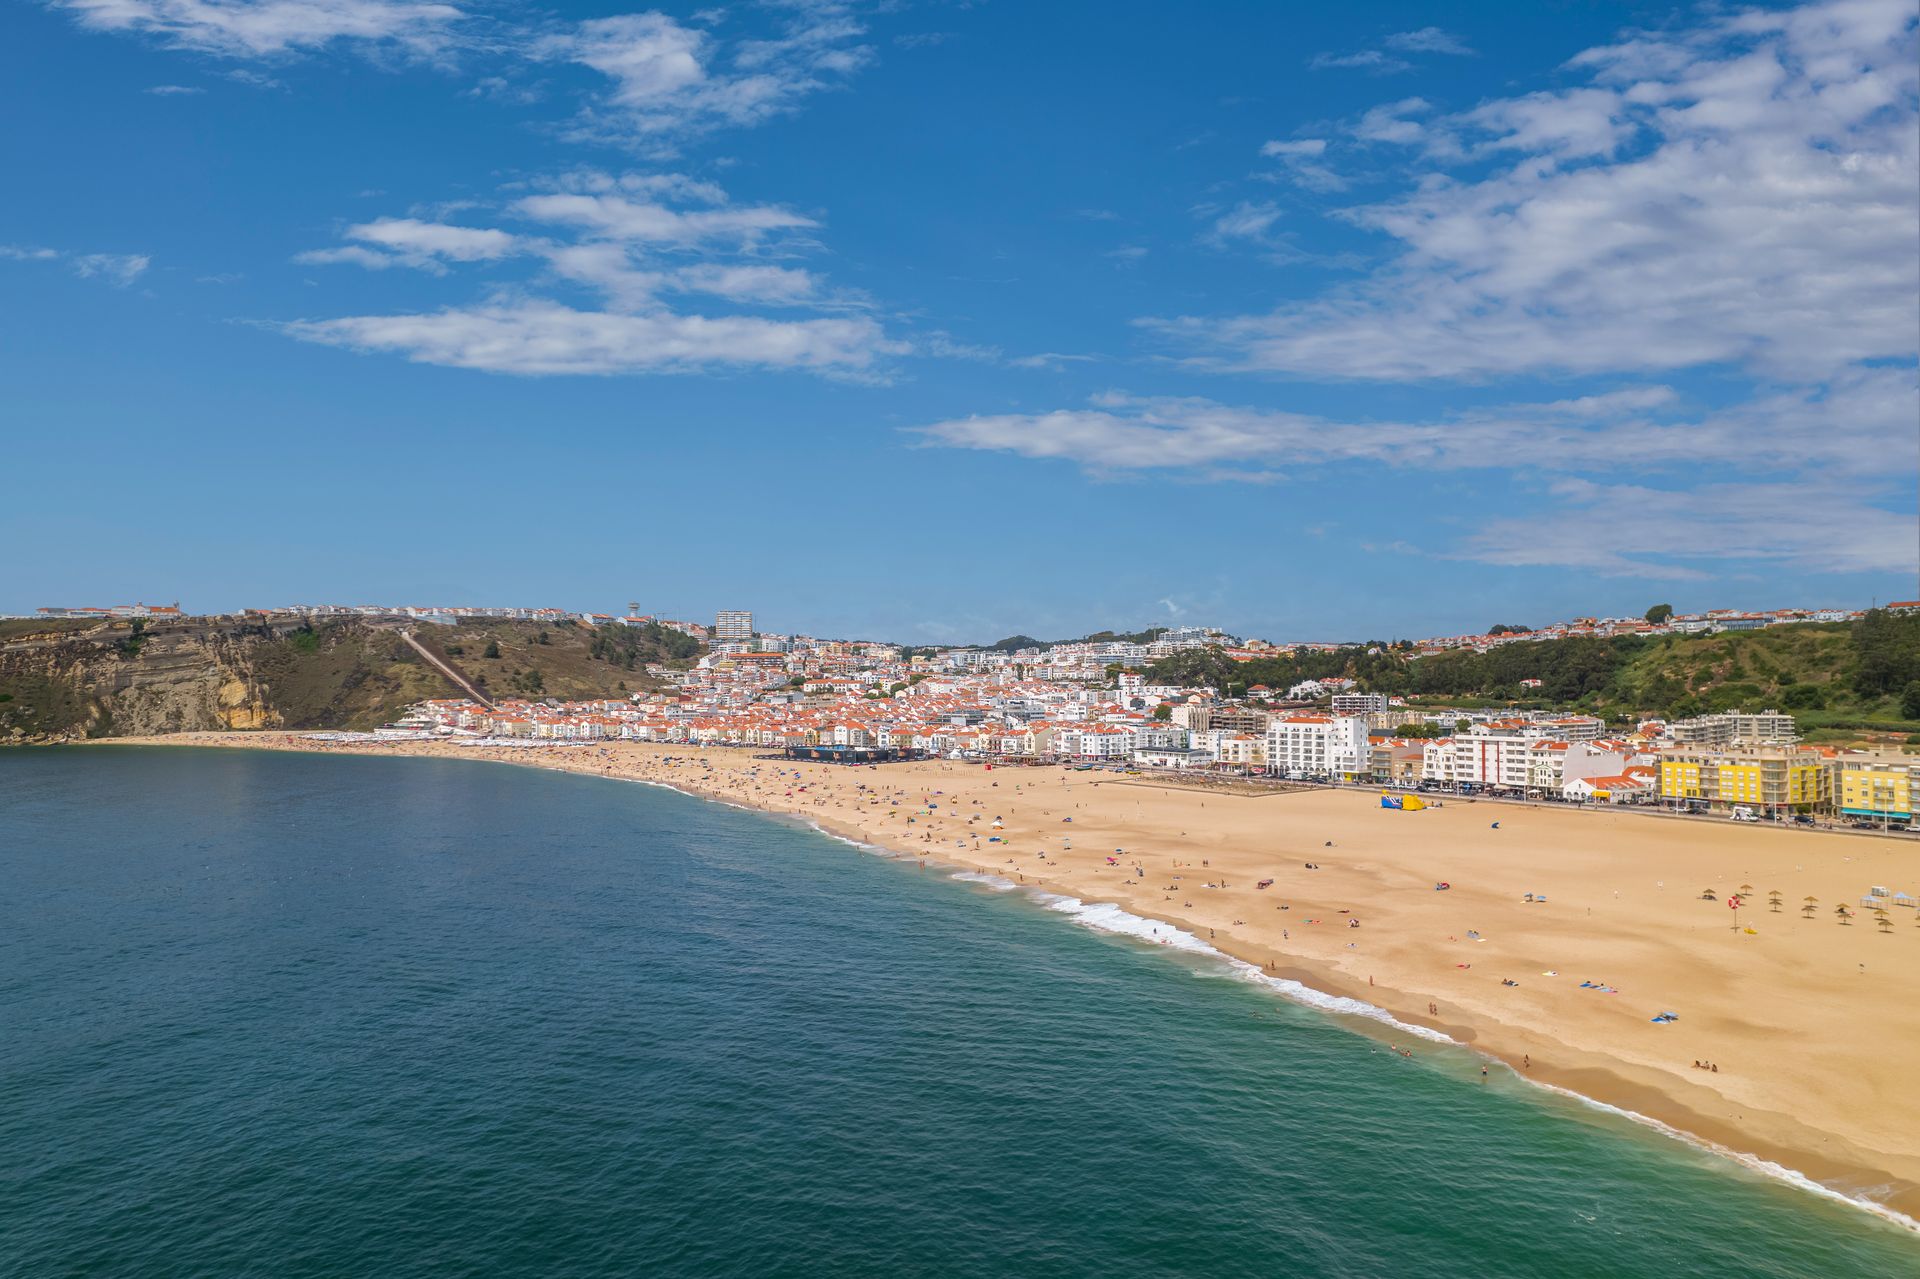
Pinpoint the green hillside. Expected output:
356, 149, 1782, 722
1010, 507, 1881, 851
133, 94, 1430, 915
1146, 611, 1920, 746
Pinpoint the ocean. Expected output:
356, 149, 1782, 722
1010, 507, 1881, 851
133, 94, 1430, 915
2, 747, 1913, 1277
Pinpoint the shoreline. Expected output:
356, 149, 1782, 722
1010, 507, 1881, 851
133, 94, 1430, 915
84, 732, 1920, 1232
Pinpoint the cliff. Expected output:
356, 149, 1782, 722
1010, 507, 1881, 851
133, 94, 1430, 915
0, 616, 696, 742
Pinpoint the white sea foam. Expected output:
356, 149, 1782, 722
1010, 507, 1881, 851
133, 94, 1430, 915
1530, 1081, 1919, 1234
1029, 888, 1914, 1229
1034, 892, 1453, 1042
950, 871, 1021, 892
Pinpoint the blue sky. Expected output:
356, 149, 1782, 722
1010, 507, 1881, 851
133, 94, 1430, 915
3, 0, 1916, 643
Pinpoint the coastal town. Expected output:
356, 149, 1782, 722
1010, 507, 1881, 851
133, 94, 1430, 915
16, 598, 1917, 828
248, 602, 1907, 831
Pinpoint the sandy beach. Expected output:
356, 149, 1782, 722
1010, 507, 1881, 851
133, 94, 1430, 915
109, 732, 1920, 1224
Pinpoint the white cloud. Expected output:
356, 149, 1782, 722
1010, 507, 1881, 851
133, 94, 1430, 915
1385, 27, 1473, 56
1257, 136, 1345, 191
556, 13, 704, 107
1310, 49, 1408, 74
1202, 201, 1283, 246
510, 193, 815, 247
667, 262, 817, 304
542, 6, 869, 143
284, 300, 898, 375
71, 252, 151, 285
1259, 139, 1325, 158
1351, 96, 1428, 144
1459, 479, 1918, 578
1311, 27, 1472, 74
57, 0, 463, 58
295, 244, 403, 269
144, 83, 205, 94
1170, 0, 1920, 382
913, 377, 1917, 577
287, 168, 893, 375
349, 217, 518, 260
910, 367, 1915, 481
4, 244, 150, 285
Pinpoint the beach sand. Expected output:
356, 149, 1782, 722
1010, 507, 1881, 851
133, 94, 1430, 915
110, 733, 1920, 1222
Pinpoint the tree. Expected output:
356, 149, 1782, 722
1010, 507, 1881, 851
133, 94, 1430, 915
1152, 703, 1172, 722
1901, 680, 1920, 721
1779, 682, 1825, 710
1645, 603, 1674, 625
1852, 609, 1920, 697
482, 640, 501, 659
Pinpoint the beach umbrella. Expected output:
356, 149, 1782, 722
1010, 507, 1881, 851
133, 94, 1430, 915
1802, 895, 1819, 918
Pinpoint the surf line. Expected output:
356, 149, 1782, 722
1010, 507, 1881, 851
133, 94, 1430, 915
1002, 882, 1918, 1235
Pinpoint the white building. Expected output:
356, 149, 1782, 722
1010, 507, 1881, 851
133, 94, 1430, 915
1266, 714, 1368, 778
714, 610, 754, 641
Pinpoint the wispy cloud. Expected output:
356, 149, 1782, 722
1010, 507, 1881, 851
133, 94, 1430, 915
1384, 27, 1473, 56
286, 168, 896, 375
1309, 49, 1407, 74
55, 0, 464, 59
285, 301, 896, 376
910, 376, 1918, 481
1312, 26, 1474, 73
912, 373, 1918, 577
1199, 200, 1284, 249
1459, 480, 1916, 579
1167, 2, 1919, 383
143, 83, 204, 95
1257, 137, 1345, 191
4, 243, 150, 286
541, 6, 870, 147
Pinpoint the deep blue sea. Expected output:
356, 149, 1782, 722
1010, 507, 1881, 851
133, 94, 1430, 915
2, 747, 1914, 1277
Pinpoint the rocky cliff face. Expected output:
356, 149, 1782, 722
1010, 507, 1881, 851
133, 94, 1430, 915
0, 619, 440, 742
0, 614, 690, 743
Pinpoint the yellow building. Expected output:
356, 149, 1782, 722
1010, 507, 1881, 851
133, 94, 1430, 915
1837, 755, 1915, 825
1658, 747, 1832, 816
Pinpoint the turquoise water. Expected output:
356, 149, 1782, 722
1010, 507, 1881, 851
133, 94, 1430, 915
1, 748, 1913, 1278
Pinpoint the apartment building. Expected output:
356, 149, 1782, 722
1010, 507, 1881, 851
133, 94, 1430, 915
1836, 755, 1916, 825
714, 610, 754, 642
1658, 746, 1831, 815
1668, 709, 1799, 747
1266, 714, 1368, 778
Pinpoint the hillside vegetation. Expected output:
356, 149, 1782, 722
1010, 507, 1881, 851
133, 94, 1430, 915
1146, 612, 1920, 743
0, 616, 699, 742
